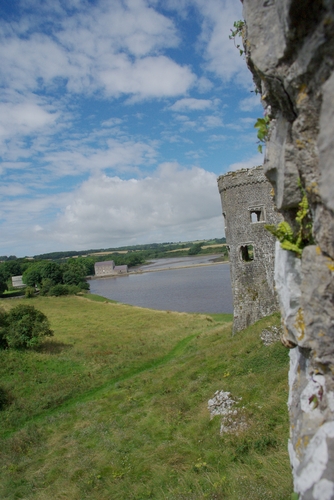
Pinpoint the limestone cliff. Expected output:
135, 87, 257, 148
242, 1, 334, 498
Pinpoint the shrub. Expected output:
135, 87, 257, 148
78, 281, 89, 291
39, 278, 56, 296
188, 243, 202, 256
0, 307, 8, 349
0, 386, 12, 410
67, 285, 82, 295
48, 283, 87, 296
48, 284, 69, 296
4, 305, 53, 349
25, 286, 36, 298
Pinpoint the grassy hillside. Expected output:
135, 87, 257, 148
0, 296, 291, 499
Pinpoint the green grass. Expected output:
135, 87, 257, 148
0, 296, 291, 499
84, 292, 119, 304
0, 289, 26, 298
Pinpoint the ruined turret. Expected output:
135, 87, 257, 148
217, 165, 281, 333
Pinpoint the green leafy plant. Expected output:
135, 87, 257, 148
229, 20, 245, 56
254, 115, 270, 153
24, 286, 35, 298
0, 386, 12, 411
0, 307, 8, 349
2, 304, 53, 349
265, 185, 314, 257
188, 242, 203, 255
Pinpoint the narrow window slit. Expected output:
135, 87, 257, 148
240, 245, 254, 262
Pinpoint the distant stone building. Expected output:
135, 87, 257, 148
11, 275, 25, 288
217, 165, 281, 333
114, 265, 128, 274
94, 261, 128, 277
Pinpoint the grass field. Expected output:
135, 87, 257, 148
0, 295, 292, 499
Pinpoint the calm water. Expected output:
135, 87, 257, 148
89, 261, 233, 314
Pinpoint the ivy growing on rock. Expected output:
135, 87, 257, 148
254, 115, 270, 153
265, 184, 314, 257
229, 20, 245, 56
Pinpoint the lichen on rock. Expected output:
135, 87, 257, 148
207, 390, 245, 435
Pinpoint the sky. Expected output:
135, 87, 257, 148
0, 0, 264, 258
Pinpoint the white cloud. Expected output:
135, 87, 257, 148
100, 55, 195, 100
0, 184, 28, 197
196, 76, 214, 93
101, 118, 123, 128
0, 0, 256, 257
203, 115, 223, 128
0, 192, 70, 256
207, 134, 227, 142
0, 0, 195, 100
239, 94, 262, 112
194, 0, 251, 86
240, 117, 257, 125
43, 138, 158, 178
59, 0, 180, 57
0, 99, 59, 141
227, 154, 264, 173
172, 111, 224, 132
170, 98, 213, 112
38, 163, 224, 251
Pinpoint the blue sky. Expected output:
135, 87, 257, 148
0, 0, 263, 257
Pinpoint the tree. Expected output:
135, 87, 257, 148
188, 243, 202, 256
0, 265, 10, 294
2, 305, 53, 349
41, 262, 63, 283
74, 257, 95, 276
22, 264, 44, 287
3, 260, 22, 277
61, 260, 89, 289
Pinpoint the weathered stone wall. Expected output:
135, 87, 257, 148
217, 166, 281, 333
242, 1, 334, 498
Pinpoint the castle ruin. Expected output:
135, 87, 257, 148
217, 165, 281, 333
238, 1, 334, 497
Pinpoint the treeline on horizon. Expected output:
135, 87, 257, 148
0, 238, 227, 296
0, 237, 226, 263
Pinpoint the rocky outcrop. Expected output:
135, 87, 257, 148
242, 1, 334, 498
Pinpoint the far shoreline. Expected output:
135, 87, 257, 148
88, 255, 229, 280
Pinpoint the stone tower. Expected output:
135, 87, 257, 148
217, 165, 281, 333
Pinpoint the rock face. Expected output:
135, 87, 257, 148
217, 166, 281, 333
242, 1, 334, 497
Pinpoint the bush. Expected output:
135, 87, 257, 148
67, 285, 82, 294
0, 386, 12, 410
0, 308, 8, 349
4, 305, 53, 349
188, 243, 202, 255
48, 284, 70, 296
39, 278, 56, 296
78, 281, 89, 291
48, 283, 87, 296
25, 287, 36, 298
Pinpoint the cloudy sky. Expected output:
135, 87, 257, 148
0, 0, 263, 257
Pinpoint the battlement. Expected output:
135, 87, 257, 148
217, 165, 267, 192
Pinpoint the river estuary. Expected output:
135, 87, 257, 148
89, 255, 233, 314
